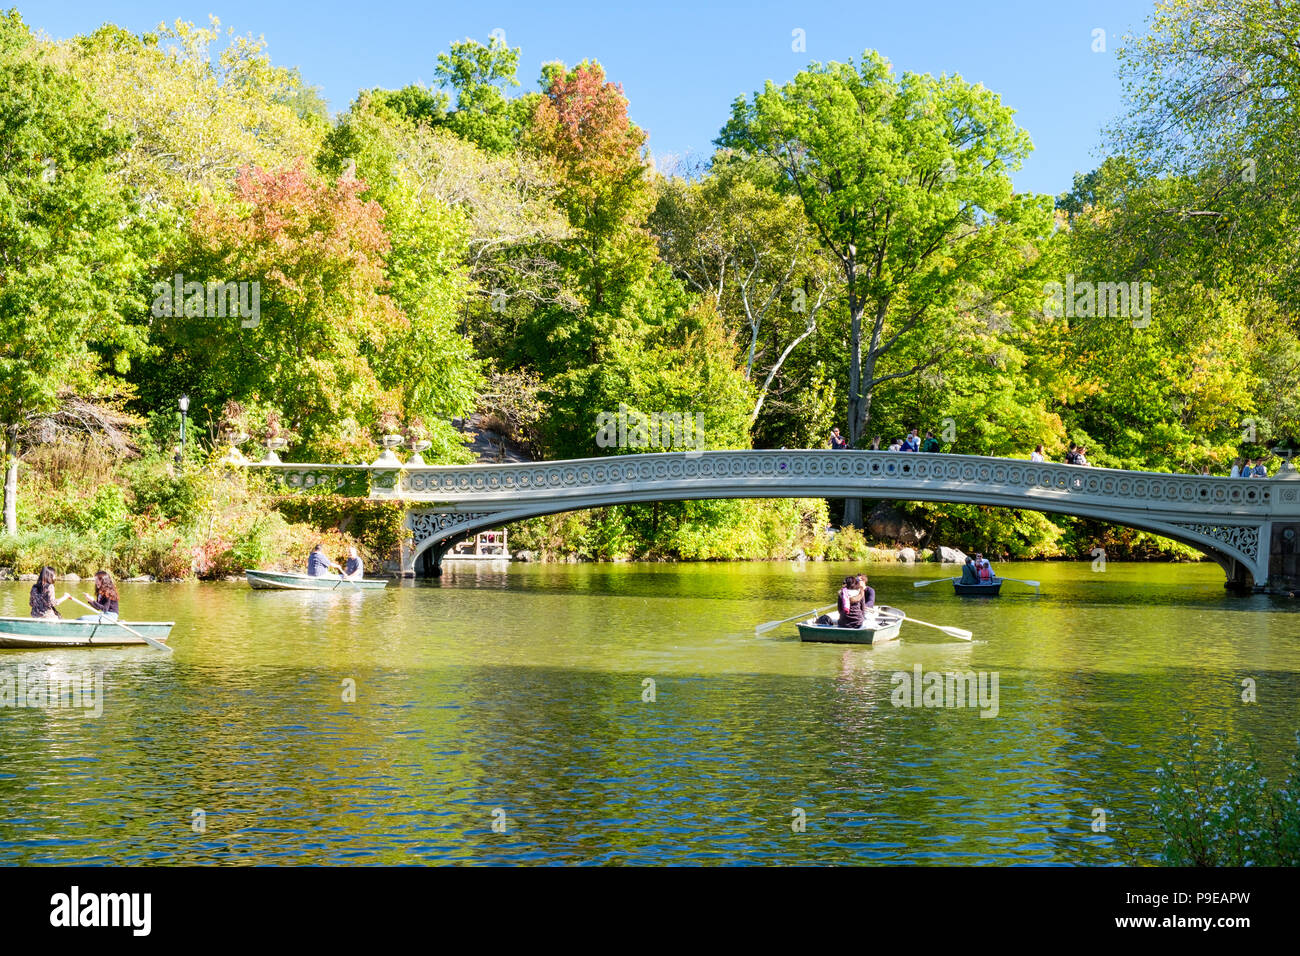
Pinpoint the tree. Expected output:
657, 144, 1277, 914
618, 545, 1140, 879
320, 93, 571, 457
0, 11, 144, 534
55, 17, 326, 222
526, 59, 658, 325
164, 163, 404, 457
651, 156, 834, 430
719, 52, 1051, 524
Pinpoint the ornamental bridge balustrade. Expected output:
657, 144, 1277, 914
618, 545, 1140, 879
254, 450, 1300, 589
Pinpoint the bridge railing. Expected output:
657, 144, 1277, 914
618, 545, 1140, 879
246, 449, 1298, 517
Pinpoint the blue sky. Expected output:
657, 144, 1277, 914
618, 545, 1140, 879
23, 0, 1157, 197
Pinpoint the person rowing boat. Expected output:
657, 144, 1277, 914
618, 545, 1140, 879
29, 567, 71, 620
959, 557, 979, 586
306, 543, 343, 577
855, 573, 875, 611
813, 575, 878, 628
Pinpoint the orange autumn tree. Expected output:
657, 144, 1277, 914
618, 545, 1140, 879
526, 60, 657, 319
164, 163, 405, 457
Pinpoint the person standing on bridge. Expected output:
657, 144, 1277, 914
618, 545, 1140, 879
1230, 458, 1242, 478
830, 427, 848, 450
1030, 444, 1045, 462
1253, 459, 1268, 477
901, 428, 921, 452
921, 431, 942, 453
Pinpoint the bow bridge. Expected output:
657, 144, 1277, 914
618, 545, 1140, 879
254, 450, 1300, 591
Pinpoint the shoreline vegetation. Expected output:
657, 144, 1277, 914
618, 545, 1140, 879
0, 447, 1206, 582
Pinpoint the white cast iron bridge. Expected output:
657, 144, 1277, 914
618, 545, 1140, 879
253, 450, 1300, 590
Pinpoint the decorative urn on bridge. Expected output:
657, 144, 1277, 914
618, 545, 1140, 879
407, 440, 432, 466
372, 434, 404, 467
1271, 438, 1298, 478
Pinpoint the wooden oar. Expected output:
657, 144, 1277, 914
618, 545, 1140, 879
912, 577, 959, 588
65, 595, 172, 653
901, 614, 973, 642
756, 603, 835, 635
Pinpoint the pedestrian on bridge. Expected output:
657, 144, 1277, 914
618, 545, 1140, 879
830, 427, 848, 450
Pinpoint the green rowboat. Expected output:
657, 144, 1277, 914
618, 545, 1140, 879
954, 578, 1002, 596
245, 569, 389, 591
0, 616, 174, 648
797, 605, 905, 645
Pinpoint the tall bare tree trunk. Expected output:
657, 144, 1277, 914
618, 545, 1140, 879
843, 302, 888, 530
3, 425, 18, 536
842, 257, 865, 529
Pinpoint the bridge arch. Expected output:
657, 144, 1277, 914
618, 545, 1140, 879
405, 494, 1259, 581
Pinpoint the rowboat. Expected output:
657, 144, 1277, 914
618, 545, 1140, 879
954, 578, 1002, 596
796, 605, 906, 644
245, 569, 389, 591
0, 616, 174, 648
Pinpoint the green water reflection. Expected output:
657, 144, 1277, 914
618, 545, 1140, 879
0, 560, 1296, 864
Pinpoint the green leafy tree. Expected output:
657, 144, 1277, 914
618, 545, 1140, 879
0, 11, 144, 534
651, 156, 835, 432
163, 163, 404, 458
431, 37, 539, 154
320, 93, 571, 458
719, 51, 1052, 524
56, 17, 326, 222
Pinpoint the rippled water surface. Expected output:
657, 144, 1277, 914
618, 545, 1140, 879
1, 561, 1297, 864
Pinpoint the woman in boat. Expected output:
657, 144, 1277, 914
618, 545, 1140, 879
80, 570, 120, 621
29, 567, 69, 620
342, 546, 363, 581
838, 576, 866, 628
975, 553, 994, 582
856, 573, 876, 610
816, 576, 859, 626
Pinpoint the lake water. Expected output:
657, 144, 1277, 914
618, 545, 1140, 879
1, 561, 1297, 864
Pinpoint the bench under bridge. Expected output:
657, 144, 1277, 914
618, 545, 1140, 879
252, 450, 1300, 591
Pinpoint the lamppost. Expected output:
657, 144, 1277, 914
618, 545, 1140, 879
178, 394, 190, 464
